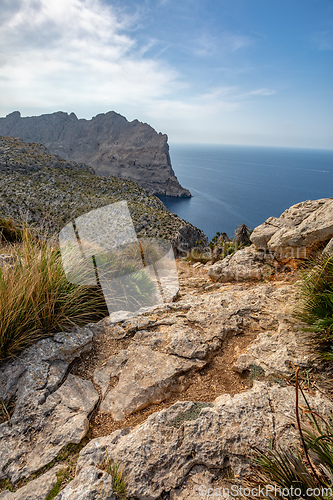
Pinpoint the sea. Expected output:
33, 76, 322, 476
158, 144, 333, 242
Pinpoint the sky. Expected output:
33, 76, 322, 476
0, 0, 332, 148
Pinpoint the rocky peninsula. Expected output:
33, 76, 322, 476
0, 111, 191, 198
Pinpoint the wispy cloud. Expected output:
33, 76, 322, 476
194, 32, 253, 57
0, 0, 180, 114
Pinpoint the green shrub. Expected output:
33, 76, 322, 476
0, 222, 108, 361
294, 254, 333, 361
104, 448, 128, 500
208, 226, 252, 264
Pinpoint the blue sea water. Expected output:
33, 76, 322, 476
159, 144, 333, 241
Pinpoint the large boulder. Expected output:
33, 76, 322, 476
250, 198, 333, 262
208, 245, 277, 283
0, 465, 65, 500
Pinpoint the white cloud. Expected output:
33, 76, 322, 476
0, 0, 180, 114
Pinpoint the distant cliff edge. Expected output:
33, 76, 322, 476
0, 111, 191, 198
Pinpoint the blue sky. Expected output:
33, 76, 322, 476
1, 0, 332, 148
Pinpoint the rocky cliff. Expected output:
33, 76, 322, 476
0, 111, 191, 198
0, 136, 206, 249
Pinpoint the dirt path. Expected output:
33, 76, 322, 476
71, 260, 295, 439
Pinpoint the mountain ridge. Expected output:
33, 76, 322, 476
0, 111, 191, 198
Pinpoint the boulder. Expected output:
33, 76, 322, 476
208, 246, 277, 283
250, 198, 333, 262
98, 345, 205, 420
0, 375, 99, 483
233, 322, 314, 376
94, 284, 293, 420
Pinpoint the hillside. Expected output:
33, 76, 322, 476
0, 136, 206, 248
0, 111, 191, 198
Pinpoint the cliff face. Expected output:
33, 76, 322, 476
0, 111, 191, 198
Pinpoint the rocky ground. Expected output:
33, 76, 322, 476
0, 258, 332, 500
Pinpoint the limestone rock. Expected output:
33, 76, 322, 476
207, 246, 277, 283
0, 111, 191, 198
0, 375, 99, 483
0, 326, 99, 484
99, 345, 206, 420
0, 326, 93, 410
168, 467, 215, 500
76, 383, 333, 500
250, 198, 333, 262
233, 323, 314, 376
94, 284, 290, 420
54, 466, 115, 500
0, 465, 65, 500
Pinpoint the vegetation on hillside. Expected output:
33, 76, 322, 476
0, 136, 204, 244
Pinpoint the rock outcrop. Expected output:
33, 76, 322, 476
1, 198, 333, 498
0, 111, 191, 198
0, 136, 207, 249
0, 327, 98, 483
54, 466, 116, 500
0, 279, 307, 486
76, 383, 332, 499
208, 245, 278, 283
250, 198, 333, 262
0, 465, 66, 500
0, 264, 332, 498
208, 198, 333, 283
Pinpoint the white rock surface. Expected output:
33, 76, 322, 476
0, 466, 64, 500
233, 321, 314, 376
76, 383, 333, 500
0, 375, 99, 483
0, 326, 99, 484
94, 284, 297, 421
250, 198, 333, 261
99, 345, 205, 420
54, 466, 115, 500
208, 246, 277, 282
